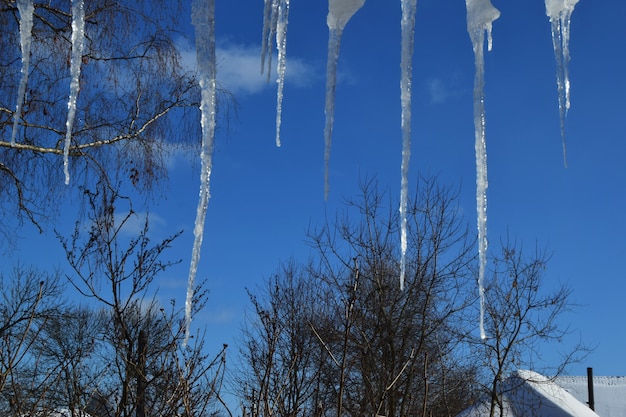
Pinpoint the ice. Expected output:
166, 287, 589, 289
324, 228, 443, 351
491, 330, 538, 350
11, 0, 34, 146
399, 0, 417, 291
323, 29, 340, 199
260, 0, 290, 147
465, 0, 500, 340
63, 0, 85, 185
275, 1, 290, 147
186, 0, 217, 346
323, 0, 365, 199
260, 0, 278, 81
327, 0, 366, 29
545, 0, 579, 167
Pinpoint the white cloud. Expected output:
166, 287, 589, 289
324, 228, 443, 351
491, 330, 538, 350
176, 38, 316, 95
217, 44, 269, 94
217, 43, 316, 94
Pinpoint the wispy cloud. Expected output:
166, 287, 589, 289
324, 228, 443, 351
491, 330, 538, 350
425, 77, 465, 104
202, 307, 237, 325
217, 43, 315, 94
177, 38, 316, 95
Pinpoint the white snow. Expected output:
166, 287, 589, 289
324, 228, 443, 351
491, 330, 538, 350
545, 0, 580, 167
545, 0, 580, 20
24, 409, 94, 417
465, 0, 500, 339
327, 0, 366, 30
187, 0, 217, 346
466, 0, 500, 52
398, 0, 417, 291
508, 370, 599, 417
63, 0, 86, 185
457, 370, 601, 417
11, 0, 34, 146
323, 0, 365, 199
556, 375, 626, 417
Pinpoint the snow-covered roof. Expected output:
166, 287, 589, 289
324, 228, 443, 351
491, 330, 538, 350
556, 375, 626, 417
22, 409, 93, 417
457, 370, 601, 417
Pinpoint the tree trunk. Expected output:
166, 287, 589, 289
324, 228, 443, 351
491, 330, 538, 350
136, 329, 148, 417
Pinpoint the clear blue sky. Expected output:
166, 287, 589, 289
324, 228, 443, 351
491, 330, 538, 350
11, 0, 626, 379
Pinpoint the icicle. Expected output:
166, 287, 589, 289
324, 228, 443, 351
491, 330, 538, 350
274, 0, 290, 147
545, 0, 579, 167
323, 0, 366, 199
260, 0, 289, 147
186, 0, 217, 347
64, 0, 85, 185
323, 28, 341, 200
465, 0, 500, 340
260, 0, 278, 83
11, 0, 34, 146
398, 0, 417, 291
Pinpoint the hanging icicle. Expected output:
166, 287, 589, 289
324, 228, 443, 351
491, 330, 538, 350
398, 0, 417, 291
545, 0, 579, 167
465, 0, 500, 340
261, 0, 278, 81
186, 0, 217, 347
274, 0, 290, 147
260, 0, 290, 147
324, 0, 366, 199
63, 0, 85, 185
11, 0, 34, 146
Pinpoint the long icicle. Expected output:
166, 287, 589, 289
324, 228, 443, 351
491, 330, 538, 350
545, 0, 579, 167
465, 0, 500, 340
323, 26, 342, 200
399, 0, 417, 291
11, 0, 34, 146
64, 0, 85, 185
274, 0, 290, 147
324, 0, 365, 199
187, 0, 217, 346
261, 0, 275, 78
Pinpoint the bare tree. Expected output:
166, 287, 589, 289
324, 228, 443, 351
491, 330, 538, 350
0, 265, 65, 415
239, 260, 328, 417
240, 177, 479, 417
472, 239, 590, 417
30, 306, 108, 416
308, 178, 477, 417
54, 182, 227, 417
0, 0, 211, 234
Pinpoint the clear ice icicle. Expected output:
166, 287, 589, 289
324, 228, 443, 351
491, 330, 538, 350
64, 0, 85, 185
274, 0, 290, 147
324, 0, 365, 199
545, 0, 579, 167
465, 0, 500, 340
11, 0, 34, 146
399, 0, 417, 291
260, 0, 290, 147
261, 0, 279, 83
186, 0, 217, 346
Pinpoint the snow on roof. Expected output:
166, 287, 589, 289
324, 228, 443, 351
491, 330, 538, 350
457, 370, 601, 417
556, 375, 626, 417
21, 409, 93, 417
